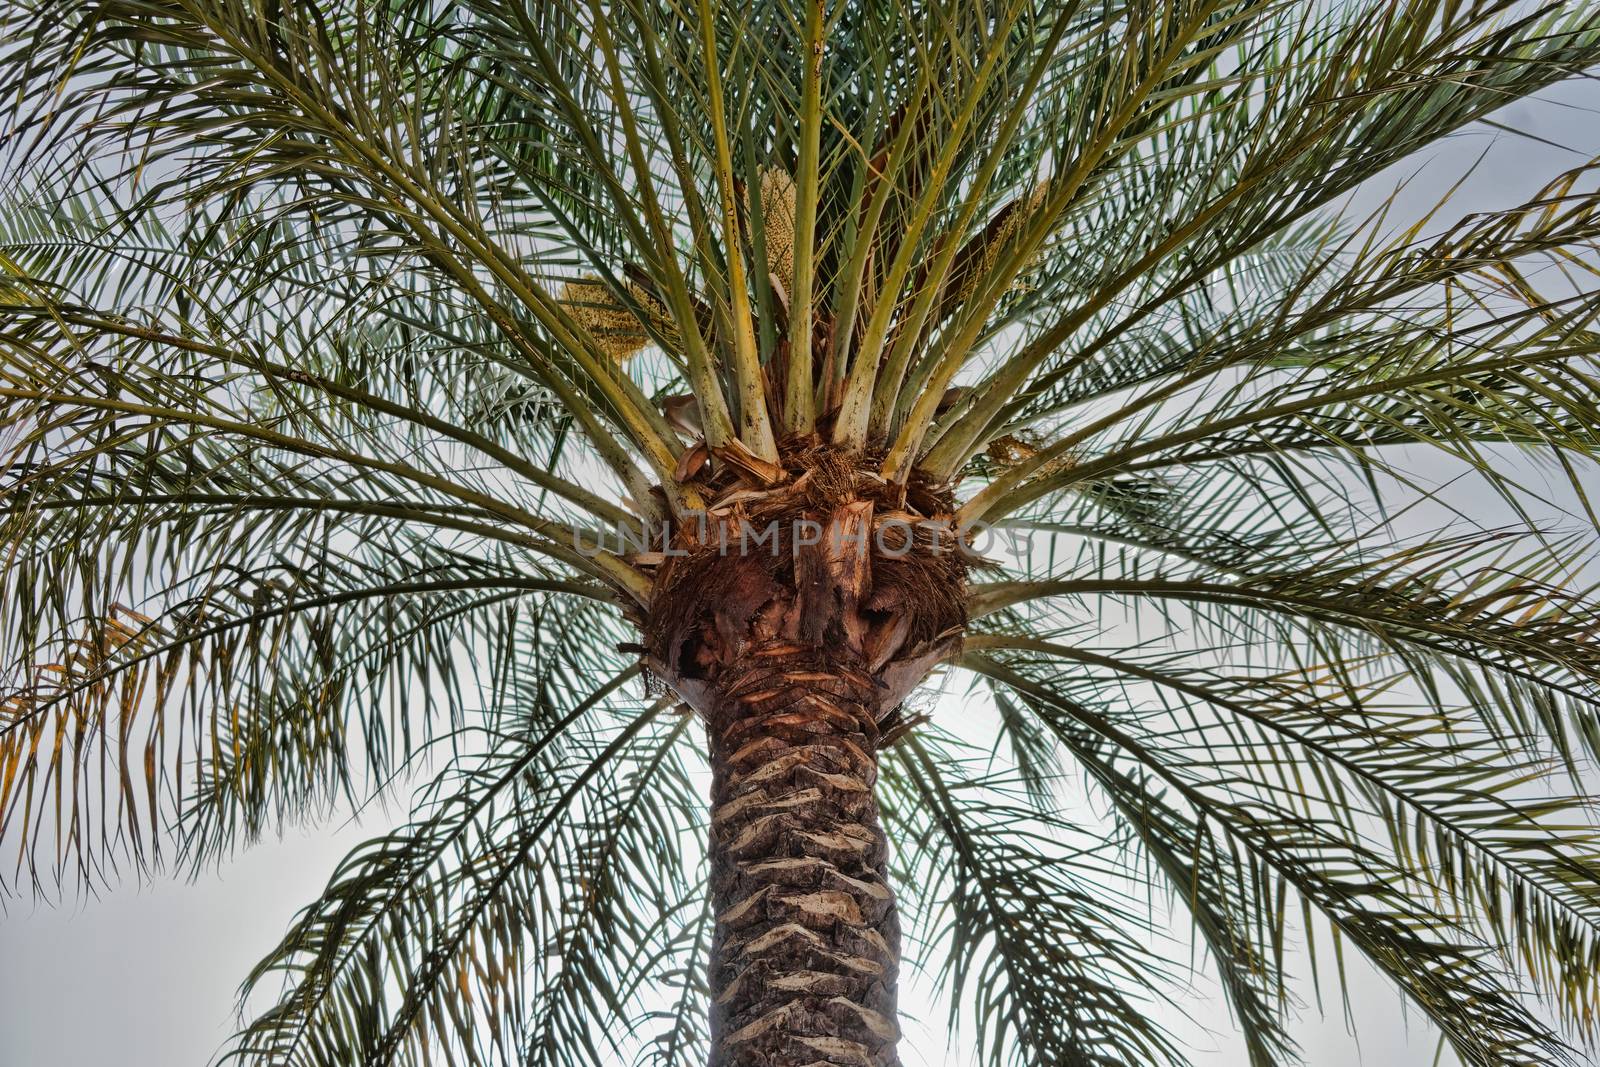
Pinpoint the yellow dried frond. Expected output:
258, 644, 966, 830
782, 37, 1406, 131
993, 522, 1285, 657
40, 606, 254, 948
558, 276, 649, 361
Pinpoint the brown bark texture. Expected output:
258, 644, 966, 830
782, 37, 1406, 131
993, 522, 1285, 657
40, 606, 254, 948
642, 443, 968, 1067
704, 645, 900, 1066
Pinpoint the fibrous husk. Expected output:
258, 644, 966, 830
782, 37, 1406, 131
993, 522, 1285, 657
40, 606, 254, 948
643, 440, 968, 723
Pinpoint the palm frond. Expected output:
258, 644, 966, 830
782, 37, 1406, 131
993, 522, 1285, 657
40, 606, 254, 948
4, 1, 1600, 1065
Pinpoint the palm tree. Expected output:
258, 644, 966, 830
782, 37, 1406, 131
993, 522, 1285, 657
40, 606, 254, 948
4, 0, 1600, 1064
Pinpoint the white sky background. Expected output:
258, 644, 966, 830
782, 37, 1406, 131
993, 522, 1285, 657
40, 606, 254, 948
4, 43, 1600, 1067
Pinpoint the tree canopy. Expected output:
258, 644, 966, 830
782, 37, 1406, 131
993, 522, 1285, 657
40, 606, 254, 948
3, 1, 1600, 1065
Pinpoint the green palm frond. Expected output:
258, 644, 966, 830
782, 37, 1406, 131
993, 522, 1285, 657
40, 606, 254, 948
1070, 733, 1299, 1067
970, 651, 1589, 1066
229, 671, 695, 1067
883, 726, 1188, 1067
4, 1, 1600, 1065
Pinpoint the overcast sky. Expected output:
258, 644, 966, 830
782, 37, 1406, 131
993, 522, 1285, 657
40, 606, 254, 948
4, 32, 1600, 1067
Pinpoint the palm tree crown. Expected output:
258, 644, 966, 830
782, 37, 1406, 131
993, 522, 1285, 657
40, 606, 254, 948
4, 1, 1600, 1065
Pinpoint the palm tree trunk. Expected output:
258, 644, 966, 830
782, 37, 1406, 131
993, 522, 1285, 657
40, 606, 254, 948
642, 448, 968, 1066
705, 644, 901, 1067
